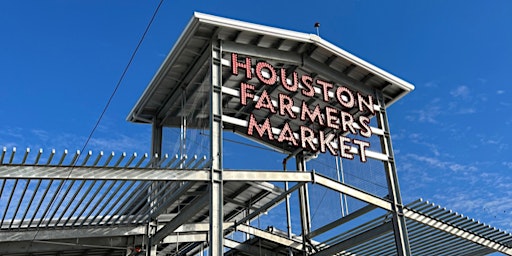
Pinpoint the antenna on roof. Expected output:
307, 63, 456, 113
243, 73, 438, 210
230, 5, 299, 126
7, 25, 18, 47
314, 22, 320, 37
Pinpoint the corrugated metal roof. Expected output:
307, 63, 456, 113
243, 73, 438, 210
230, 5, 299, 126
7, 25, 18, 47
312, 199, 512, 256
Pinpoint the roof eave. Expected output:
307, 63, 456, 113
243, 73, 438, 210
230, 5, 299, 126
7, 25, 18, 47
126, 13, 203, 123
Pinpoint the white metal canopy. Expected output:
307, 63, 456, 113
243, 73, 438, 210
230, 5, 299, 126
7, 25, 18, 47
127, 12, 414, 127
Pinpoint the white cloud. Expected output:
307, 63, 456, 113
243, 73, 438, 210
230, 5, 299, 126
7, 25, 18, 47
503, 162, 512, 169
454, 107, 476, 114
450, 85, 470, 99
424, 81, 439, 88
405, 154, 478, 172
432, 190, 512, 231
88, 134, 147, 153
410, 99, 442, 124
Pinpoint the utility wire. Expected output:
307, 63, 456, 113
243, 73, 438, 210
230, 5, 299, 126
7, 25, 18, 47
26, 0, 165, 251
77, 0, 164, 162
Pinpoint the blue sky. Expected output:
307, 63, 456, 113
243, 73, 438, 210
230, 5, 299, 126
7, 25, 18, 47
1, 0, 511, 242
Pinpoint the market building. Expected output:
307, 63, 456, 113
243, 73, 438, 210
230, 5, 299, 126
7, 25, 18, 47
1, 12, 511, 256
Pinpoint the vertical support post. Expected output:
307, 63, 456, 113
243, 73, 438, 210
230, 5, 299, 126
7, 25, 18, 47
283, 158, 294, 256
296, 153, 311, 255
147, 222, 157, 256
209, 39, 224, 256
147, 119, 162, 256
376, 92, 411, 256
151, 119, 163, 166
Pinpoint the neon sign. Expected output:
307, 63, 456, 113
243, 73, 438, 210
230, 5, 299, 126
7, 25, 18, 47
231, 53, 374, 162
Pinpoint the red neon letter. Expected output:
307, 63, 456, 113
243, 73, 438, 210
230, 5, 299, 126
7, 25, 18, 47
353, 139, 370, 162
278, 122, 298, 146
357, 92, 375, 114
338, 136, 354, 160
301, 75, 315, 97
247, 114, 274, 141
279, 93, 296, 119
300, 126, 317, 151
336, 86, 355, 109
358, 116, 372, 138
316, 79, 333, 102
300, 101, 325, 126
325, 106, 340, 129
254, 90, 276, 113
280, 68, 299, 92
255, 61, 277, 85
231, 53, 252, 79
240, 82, 255, 106
340, 111, 357, 134
318, 130, 337, 156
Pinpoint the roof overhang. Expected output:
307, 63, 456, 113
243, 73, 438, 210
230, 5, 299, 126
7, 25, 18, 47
127, 12, 414, 126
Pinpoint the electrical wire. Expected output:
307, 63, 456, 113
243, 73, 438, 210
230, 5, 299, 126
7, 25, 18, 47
77, 0, 164, 161
26, 0, 165, 252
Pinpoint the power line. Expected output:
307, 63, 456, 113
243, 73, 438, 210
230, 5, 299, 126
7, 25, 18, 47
26, 0, 165, 251
77, 0, 164, 161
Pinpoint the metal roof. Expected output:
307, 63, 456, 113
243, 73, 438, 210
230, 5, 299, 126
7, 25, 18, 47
312, 199, 512, 256
127, 12, 414, 128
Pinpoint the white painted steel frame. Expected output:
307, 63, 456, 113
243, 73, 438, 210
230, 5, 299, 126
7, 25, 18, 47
1, 165, 511, 255
376, 91, 412, 255
210, 38, 224, 256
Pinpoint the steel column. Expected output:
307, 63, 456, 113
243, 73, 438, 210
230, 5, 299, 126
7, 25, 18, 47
148, 119, 162, 256
376, 91, 412, 256
209, 38, 224, 256
151, 119, 162, 165
296, 153, 312, 254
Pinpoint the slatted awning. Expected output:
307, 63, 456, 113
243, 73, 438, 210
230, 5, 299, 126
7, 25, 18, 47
310, 199, 512, 256
0, 147, 284, 256
1, 146, 512, 255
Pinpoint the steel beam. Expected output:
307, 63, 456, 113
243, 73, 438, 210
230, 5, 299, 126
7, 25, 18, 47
209, 38, 224, 256
174, 222, 234, 233
162, 233, 207, 243
376, 92, 412, 256
236, 223, 302, 250
150, 182, 196, 219
0, 226, 145, 242
308, 204, 378, 239
151, 193, 209, 244
224, 238, 278, 256
151, 120, 163, 165
228, 182, 305, 232
223, 170, 312, 182
296, 153, 312, 254
0, 165, 210, 181
312, 222, 393, 256
313, 174, 392, 211
222, 40, 302, 65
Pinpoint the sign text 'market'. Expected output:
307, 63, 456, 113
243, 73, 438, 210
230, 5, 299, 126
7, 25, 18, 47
231, 53, 375, 162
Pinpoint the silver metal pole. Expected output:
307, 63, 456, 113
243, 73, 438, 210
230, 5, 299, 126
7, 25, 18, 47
335, 156, 345, 217
376, 91, 411, 256
283, 158, 294, 256
296, 153, 311, 255
209, 38, 224, 256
